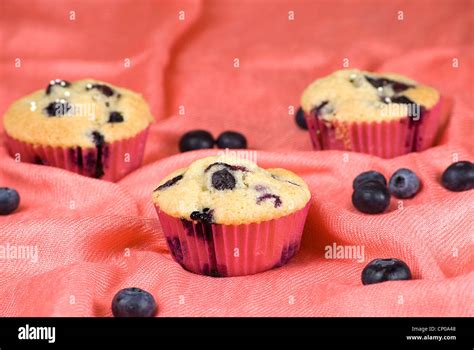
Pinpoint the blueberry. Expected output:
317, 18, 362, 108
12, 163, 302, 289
256, 193, 282, 208
154, 174, 184, 191
0, 187, 20, 215
353, 171, 387, 190
216, 131, 247, 149
364, 75, 414, 93
362, 258, 412, 285
275, 241, 299, 267
44, 101, 72, 117
381, 96, 424, 117
201, 264, 227, 277
388, 168, 421, 199
91, 131, 106, 179
91, 131, 105, 147
441, 161, 474, 192
312, 100, 334, 116
190, 208, 214, 224
294, 107, 308, 130
46, 79, 71, 95
179, 130, 215, 152
111, 287, 157, 317
33, 156, 44, 165
211, 169, 236, 190
387, 95, 415, 105
108, 111, 124, 123
204, 162, 248, 173
166, 237, 184, 264
352, 181, 390, 214
254, 184, 268, 192
86, 83, 115, 97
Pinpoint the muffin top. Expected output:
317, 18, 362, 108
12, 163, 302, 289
152, 155, 311, 225
3, 79, 154, 148
300, 69, 440, 122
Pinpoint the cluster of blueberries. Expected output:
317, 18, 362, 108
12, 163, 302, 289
351, 161, 474, 214
355, 161, 473, 287
179, 130, 247, 152
352, 168, 420, 214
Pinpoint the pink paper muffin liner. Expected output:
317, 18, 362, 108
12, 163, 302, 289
5, 126, 149, 182
305, 97, 443, 158
154, 201, 311, 277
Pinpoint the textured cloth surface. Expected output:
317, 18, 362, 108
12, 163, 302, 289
0, 0, 473, 316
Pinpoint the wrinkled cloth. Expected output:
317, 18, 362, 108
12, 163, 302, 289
0, 0, 473, 316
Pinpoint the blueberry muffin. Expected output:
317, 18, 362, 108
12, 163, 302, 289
300, 69, 442, 158
152, 155, 311, 276
3, 79, 153, 180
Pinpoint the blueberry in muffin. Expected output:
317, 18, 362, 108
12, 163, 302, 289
300, 69, 442, 157
152, 155, 311, 276
3, 79, 154, 180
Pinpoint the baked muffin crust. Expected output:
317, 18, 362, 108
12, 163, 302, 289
3, 79, 154, 148
153, 156, 311, 225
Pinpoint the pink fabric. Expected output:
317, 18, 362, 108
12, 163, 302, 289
0, 0, 473, 316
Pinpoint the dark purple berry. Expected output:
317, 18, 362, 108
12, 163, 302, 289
389, 168, 421, 199
295, 107, 307, 130
91, 131, 105, 147
166, 237, 184, 264
216, 131, 247, 149
179, 130, 214, 152
91, 131, 106, 179
274, 241, 299, 267
353, 171, 387, 190
256, 193, 282, 208
204, 162, 248, 173
382, 95, 423, 114
33, 156, 44, 165
108, 111, 124, 123
46, 79, 71, 94
254, 184, 268, 192
44, 101, 72, 117
111, 287, 157, 317
387, 95, 415, 105
352, 181, 390, 214
201, 264, 227, 277
364, 75, 414, 93
154, 174, 184, 191
69, 147, 83, 169
86, 83, 115, 97
0, 187, 20, 215
211, 169, 236, 190
190, 208, 214, 224
315, 101, 328, 113
362, 258, 412, 285
441, 161, 474, 192
312, 100, 334, 116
